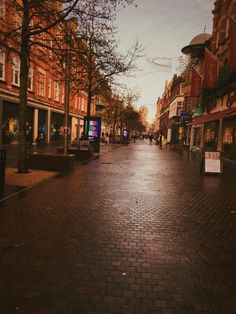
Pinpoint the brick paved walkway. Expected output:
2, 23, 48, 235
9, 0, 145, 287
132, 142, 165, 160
0, 141, 236, 313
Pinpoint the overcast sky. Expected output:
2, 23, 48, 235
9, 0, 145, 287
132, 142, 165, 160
116, 0, 214, 121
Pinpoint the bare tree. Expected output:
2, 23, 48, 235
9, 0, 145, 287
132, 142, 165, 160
0, 0, 80, 173
0, 0, 139, 171
72, 0, 142, 137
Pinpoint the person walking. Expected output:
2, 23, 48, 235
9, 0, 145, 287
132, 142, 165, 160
159, 133, 163, 148
149, 134, 153, 144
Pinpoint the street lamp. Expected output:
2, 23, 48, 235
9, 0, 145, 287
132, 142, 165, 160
63, 22, 72, 155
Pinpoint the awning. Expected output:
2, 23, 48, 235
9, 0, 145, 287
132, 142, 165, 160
192, 107, 236, 125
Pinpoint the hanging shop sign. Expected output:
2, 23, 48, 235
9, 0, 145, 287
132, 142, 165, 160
226, 90, 236, 108
193, 107, 203, 118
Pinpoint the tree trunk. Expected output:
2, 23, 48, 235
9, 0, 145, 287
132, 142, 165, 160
18, 5, 30, 173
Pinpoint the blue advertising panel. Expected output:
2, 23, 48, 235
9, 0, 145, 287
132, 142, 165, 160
84, 116, 101, 141
84, 116, 101, 152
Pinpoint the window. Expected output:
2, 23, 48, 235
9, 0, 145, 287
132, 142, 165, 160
54, 81, 59, 101
12, 58, 20, 86
226, 18, 230, 38
0, 0, 5, 19
61, 86, 65, 103
28, 68, 33, 91
37, 68, 45, 96
75, 96, 78, 109
48, 78, 52, 99
0, 49, 5, 80
81, 97, 85, 111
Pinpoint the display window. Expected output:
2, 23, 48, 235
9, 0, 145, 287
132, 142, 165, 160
204, 121, 218, 151
193, 127, 202, 148
2, 101, 34, 144
223, 119, 236, 160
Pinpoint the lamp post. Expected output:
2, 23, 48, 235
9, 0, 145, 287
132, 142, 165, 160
63, 23, 71, 155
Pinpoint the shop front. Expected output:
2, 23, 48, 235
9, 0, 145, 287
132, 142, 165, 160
51, 112, 64, 144
204, 121, 219, 151
191, 107, 236, 160
223, 118, 236, 160
38, 109, 47, 142
2, 100, 34, 144
192, 126, 202, 151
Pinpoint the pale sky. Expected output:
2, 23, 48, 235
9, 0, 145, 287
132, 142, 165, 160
116, 0, 214, 121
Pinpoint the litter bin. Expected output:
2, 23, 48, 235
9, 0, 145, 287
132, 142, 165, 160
0, 149, 6, 187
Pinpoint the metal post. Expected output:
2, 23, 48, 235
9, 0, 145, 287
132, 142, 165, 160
33, 108, 38, 143
46, 109, 51, 144
64, 26, 71, 155
0, 99, 3, 145
217, 119, 223, 152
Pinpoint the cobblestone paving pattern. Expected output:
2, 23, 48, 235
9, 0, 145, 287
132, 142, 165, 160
0, 142, 236, 313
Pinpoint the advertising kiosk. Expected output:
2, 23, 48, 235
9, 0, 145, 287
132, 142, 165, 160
84, 116, 101, 153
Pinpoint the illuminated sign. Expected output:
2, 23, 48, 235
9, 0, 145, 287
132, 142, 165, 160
84, 116, 101, 142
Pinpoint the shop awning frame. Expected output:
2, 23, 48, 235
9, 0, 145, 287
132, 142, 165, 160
192, 107, 236, 125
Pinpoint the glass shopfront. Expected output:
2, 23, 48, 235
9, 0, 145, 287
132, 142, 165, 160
51, 112, 71, 144
38, 109, 47, 142
204, 121, 219, 151
193, 127, 202, 149
2, 101, 34, 144
223, 118, 236, 160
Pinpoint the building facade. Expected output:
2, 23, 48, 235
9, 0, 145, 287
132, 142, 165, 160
0, 0, 96, 146
190, 0, 236, 159
139, 105, 149, 130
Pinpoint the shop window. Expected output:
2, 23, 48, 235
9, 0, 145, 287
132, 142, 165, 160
204, 121, 218, 150
28, 68, 33, 91
37, 68, 45, 96
223, 127, 233, 144
61, 86, 65, 103
223, 120, 236, 160
0, 49, 5, 80
193, 127, 202, 148
12, 58, 20, 86
54, 81, 59, 101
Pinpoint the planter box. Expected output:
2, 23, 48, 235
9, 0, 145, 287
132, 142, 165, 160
57, 146, 79, 155
28, 153, 75, 172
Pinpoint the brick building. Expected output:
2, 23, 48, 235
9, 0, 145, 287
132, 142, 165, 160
155, 0, 236, 160
190, 0, 236, 159
0, 0, 95, 146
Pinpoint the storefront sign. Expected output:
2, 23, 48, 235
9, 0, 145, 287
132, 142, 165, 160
204, 151, 222, 173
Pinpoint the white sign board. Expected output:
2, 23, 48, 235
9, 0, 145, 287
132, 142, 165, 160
204, 151, 221, 173
80, 140, 89, 151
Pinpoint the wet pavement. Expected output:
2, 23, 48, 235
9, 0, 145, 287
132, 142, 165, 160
0, 143, 118, 200
0, 141, 236, 313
